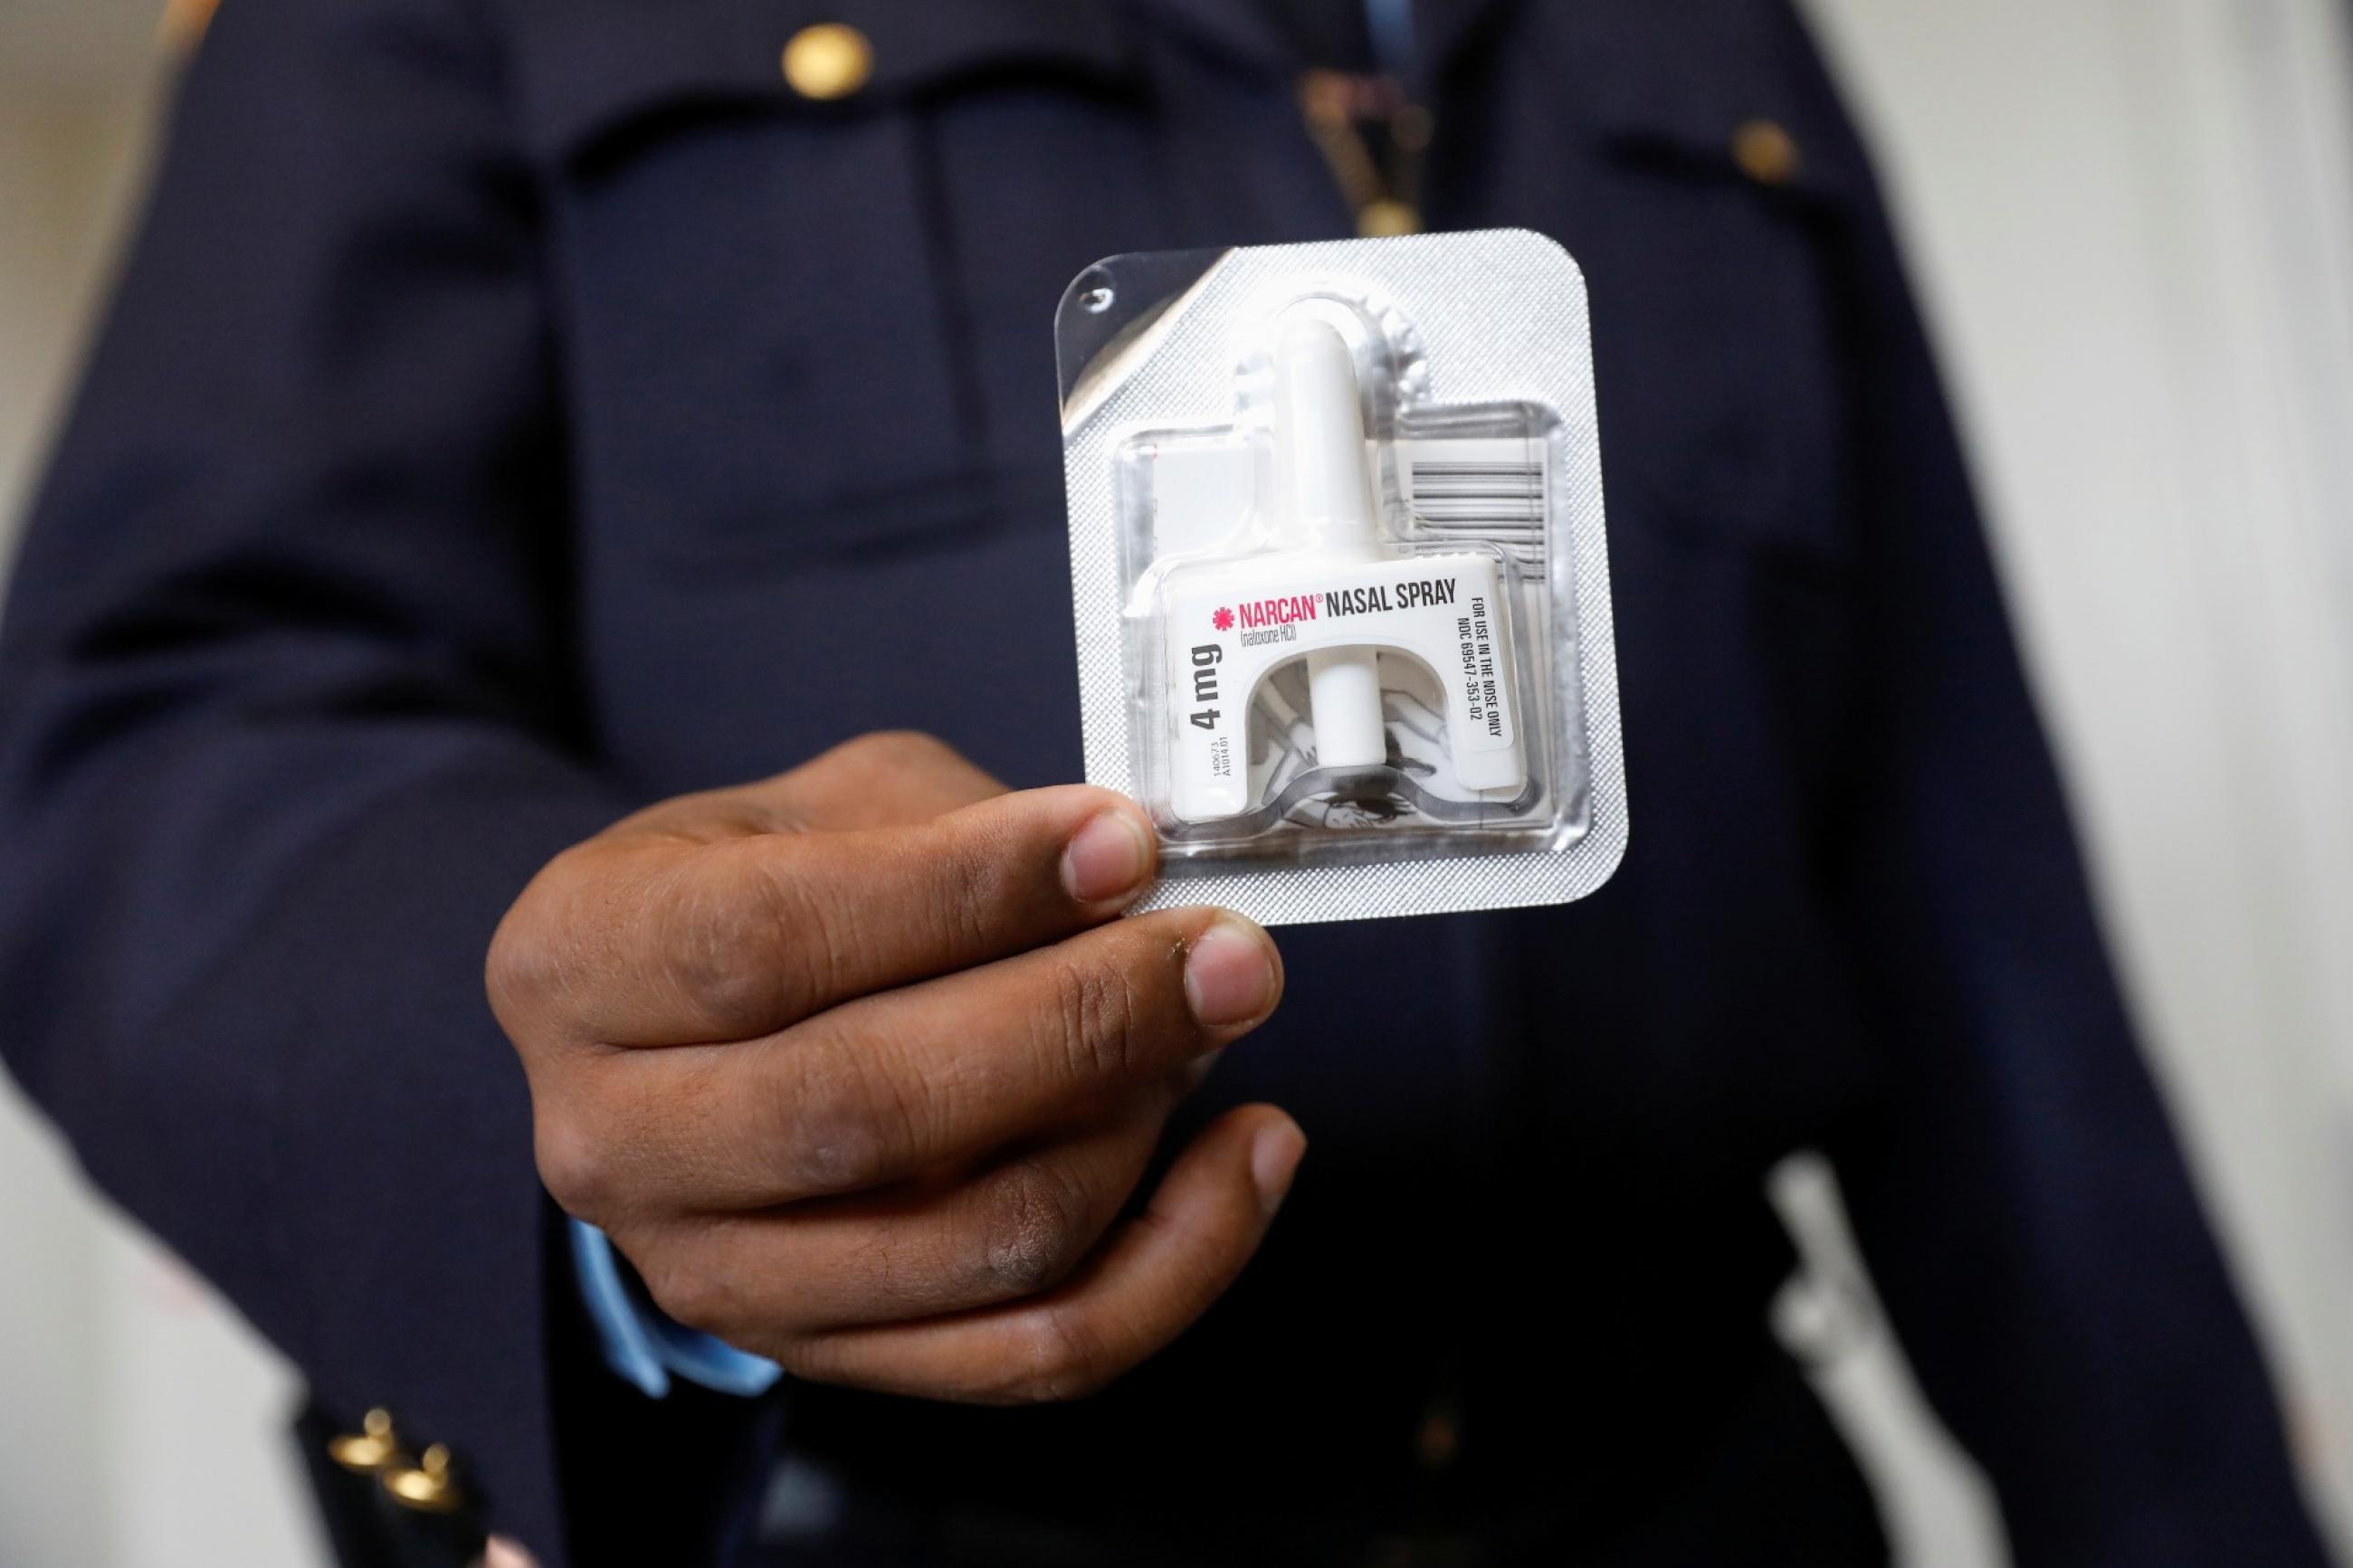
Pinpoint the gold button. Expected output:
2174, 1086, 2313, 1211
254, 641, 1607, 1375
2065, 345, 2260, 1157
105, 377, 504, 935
327, 1408, 401, 1474
1357, 197, 1421, 238
1415, 1406, 1461, 1470
1732, 119, 1802, 186
382, 1442, 465, 1516
782, 23, 873, 101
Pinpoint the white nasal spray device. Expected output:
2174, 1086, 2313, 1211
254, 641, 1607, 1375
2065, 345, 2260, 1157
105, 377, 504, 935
1062, 230, 1628, 924
1282, 321, 1391, 772
1163, 318, 1527, 823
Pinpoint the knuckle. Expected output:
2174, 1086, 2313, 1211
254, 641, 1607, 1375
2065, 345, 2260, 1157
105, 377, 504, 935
638, 1247, 745, 1343
930, 832, 1013, 955
651, 857, 782, 1033
1041, 950, 1146, 1086
752, 857, 856, 1016
485, 890, 570, 1028
851, 729, 964, 771
534, 1112, 621, 1223
772, 1051, 899, 1196
973, 1161, 1087, 1297
490, 845, 664, 1043
773, 1333, 857, 1390
816, 729, 965, 790
987, 1307, 1109, 1404
654, 849, 837, 1035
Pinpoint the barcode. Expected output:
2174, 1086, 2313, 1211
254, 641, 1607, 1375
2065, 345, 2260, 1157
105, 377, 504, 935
1405, 452, 1546, 567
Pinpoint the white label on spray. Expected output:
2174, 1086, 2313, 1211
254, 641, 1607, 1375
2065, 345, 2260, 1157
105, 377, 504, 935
1165, 551, 1521, 822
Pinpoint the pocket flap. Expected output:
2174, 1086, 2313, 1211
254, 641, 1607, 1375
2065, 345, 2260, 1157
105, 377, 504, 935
509, 0, 1137, 164
1558, 0, 1864, 208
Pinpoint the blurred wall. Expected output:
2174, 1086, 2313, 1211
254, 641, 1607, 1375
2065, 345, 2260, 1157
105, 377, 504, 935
1, 2, 2348, 1565
1803, 0, 2353, 1554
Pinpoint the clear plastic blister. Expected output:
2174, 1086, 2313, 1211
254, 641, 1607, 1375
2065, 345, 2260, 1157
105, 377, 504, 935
1058, 231, 1627, 925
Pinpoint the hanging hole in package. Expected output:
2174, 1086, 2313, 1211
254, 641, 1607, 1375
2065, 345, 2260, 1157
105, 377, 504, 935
1058, 230, 1628, 926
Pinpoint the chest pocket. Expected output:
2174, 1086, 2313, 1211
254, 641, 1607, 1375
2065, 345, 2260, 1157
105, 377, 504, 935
1506, 1, 1866, 575
508, 0, 1136, 566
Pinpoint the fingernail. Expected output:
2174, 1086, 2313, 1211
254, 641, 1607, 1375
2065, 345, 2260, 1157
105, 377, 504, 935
1183, 916, 1280, 1028
1250, 1121, 1307, 1214
1062, 808, 1154, 905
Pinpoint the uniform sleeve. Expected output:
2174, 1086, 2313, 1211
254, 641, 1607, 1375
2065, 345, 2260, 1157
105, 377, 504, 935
1771, 13, 2330, 1563
0, 1, 775, 1561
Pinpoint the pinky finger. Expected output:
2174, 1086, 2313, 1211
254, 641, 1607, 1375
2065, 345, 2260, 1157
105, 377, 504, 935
784, 1104, 1306, 1404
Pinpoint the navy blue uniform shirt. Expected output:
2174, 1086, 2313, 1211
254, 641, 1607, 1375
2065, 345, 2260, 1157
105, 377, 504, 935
0, 1, 2328, 1564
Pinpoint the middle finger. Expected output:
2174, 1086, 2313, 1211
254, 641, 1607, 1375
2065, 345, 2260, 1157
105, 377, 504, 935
634, 1094, 1177, 1341
592, 906, 1280, 1212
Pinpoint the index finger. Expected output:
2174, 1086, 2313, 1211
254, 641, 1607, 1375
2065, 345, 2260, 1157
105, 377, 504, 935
614, 732, 1008, 842
530, 784, 1161, 1046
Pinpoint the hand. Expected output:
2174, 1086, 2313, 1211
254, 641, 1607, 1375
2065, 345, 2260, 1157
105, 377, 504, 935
490, 732, 1301, 1403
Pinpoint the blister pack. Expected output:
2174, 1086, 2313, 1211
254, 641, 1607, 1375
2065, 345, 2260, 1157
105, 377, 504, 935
1057, 231, 1626, 925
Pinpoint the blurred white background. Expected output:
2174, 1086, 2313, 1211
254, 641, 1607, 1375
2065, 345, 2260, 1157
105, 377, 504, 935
3, 1, 2350, 1563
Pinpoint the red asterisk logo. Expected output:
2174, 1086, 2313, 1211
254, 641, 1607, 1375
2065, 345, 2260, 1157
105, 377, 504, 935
1212, 606, 1234, 632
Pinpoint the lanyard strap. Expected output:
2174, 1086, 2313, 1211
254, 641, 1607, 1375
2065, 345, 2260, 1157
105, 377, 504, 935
1299, 2, 1432, 236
